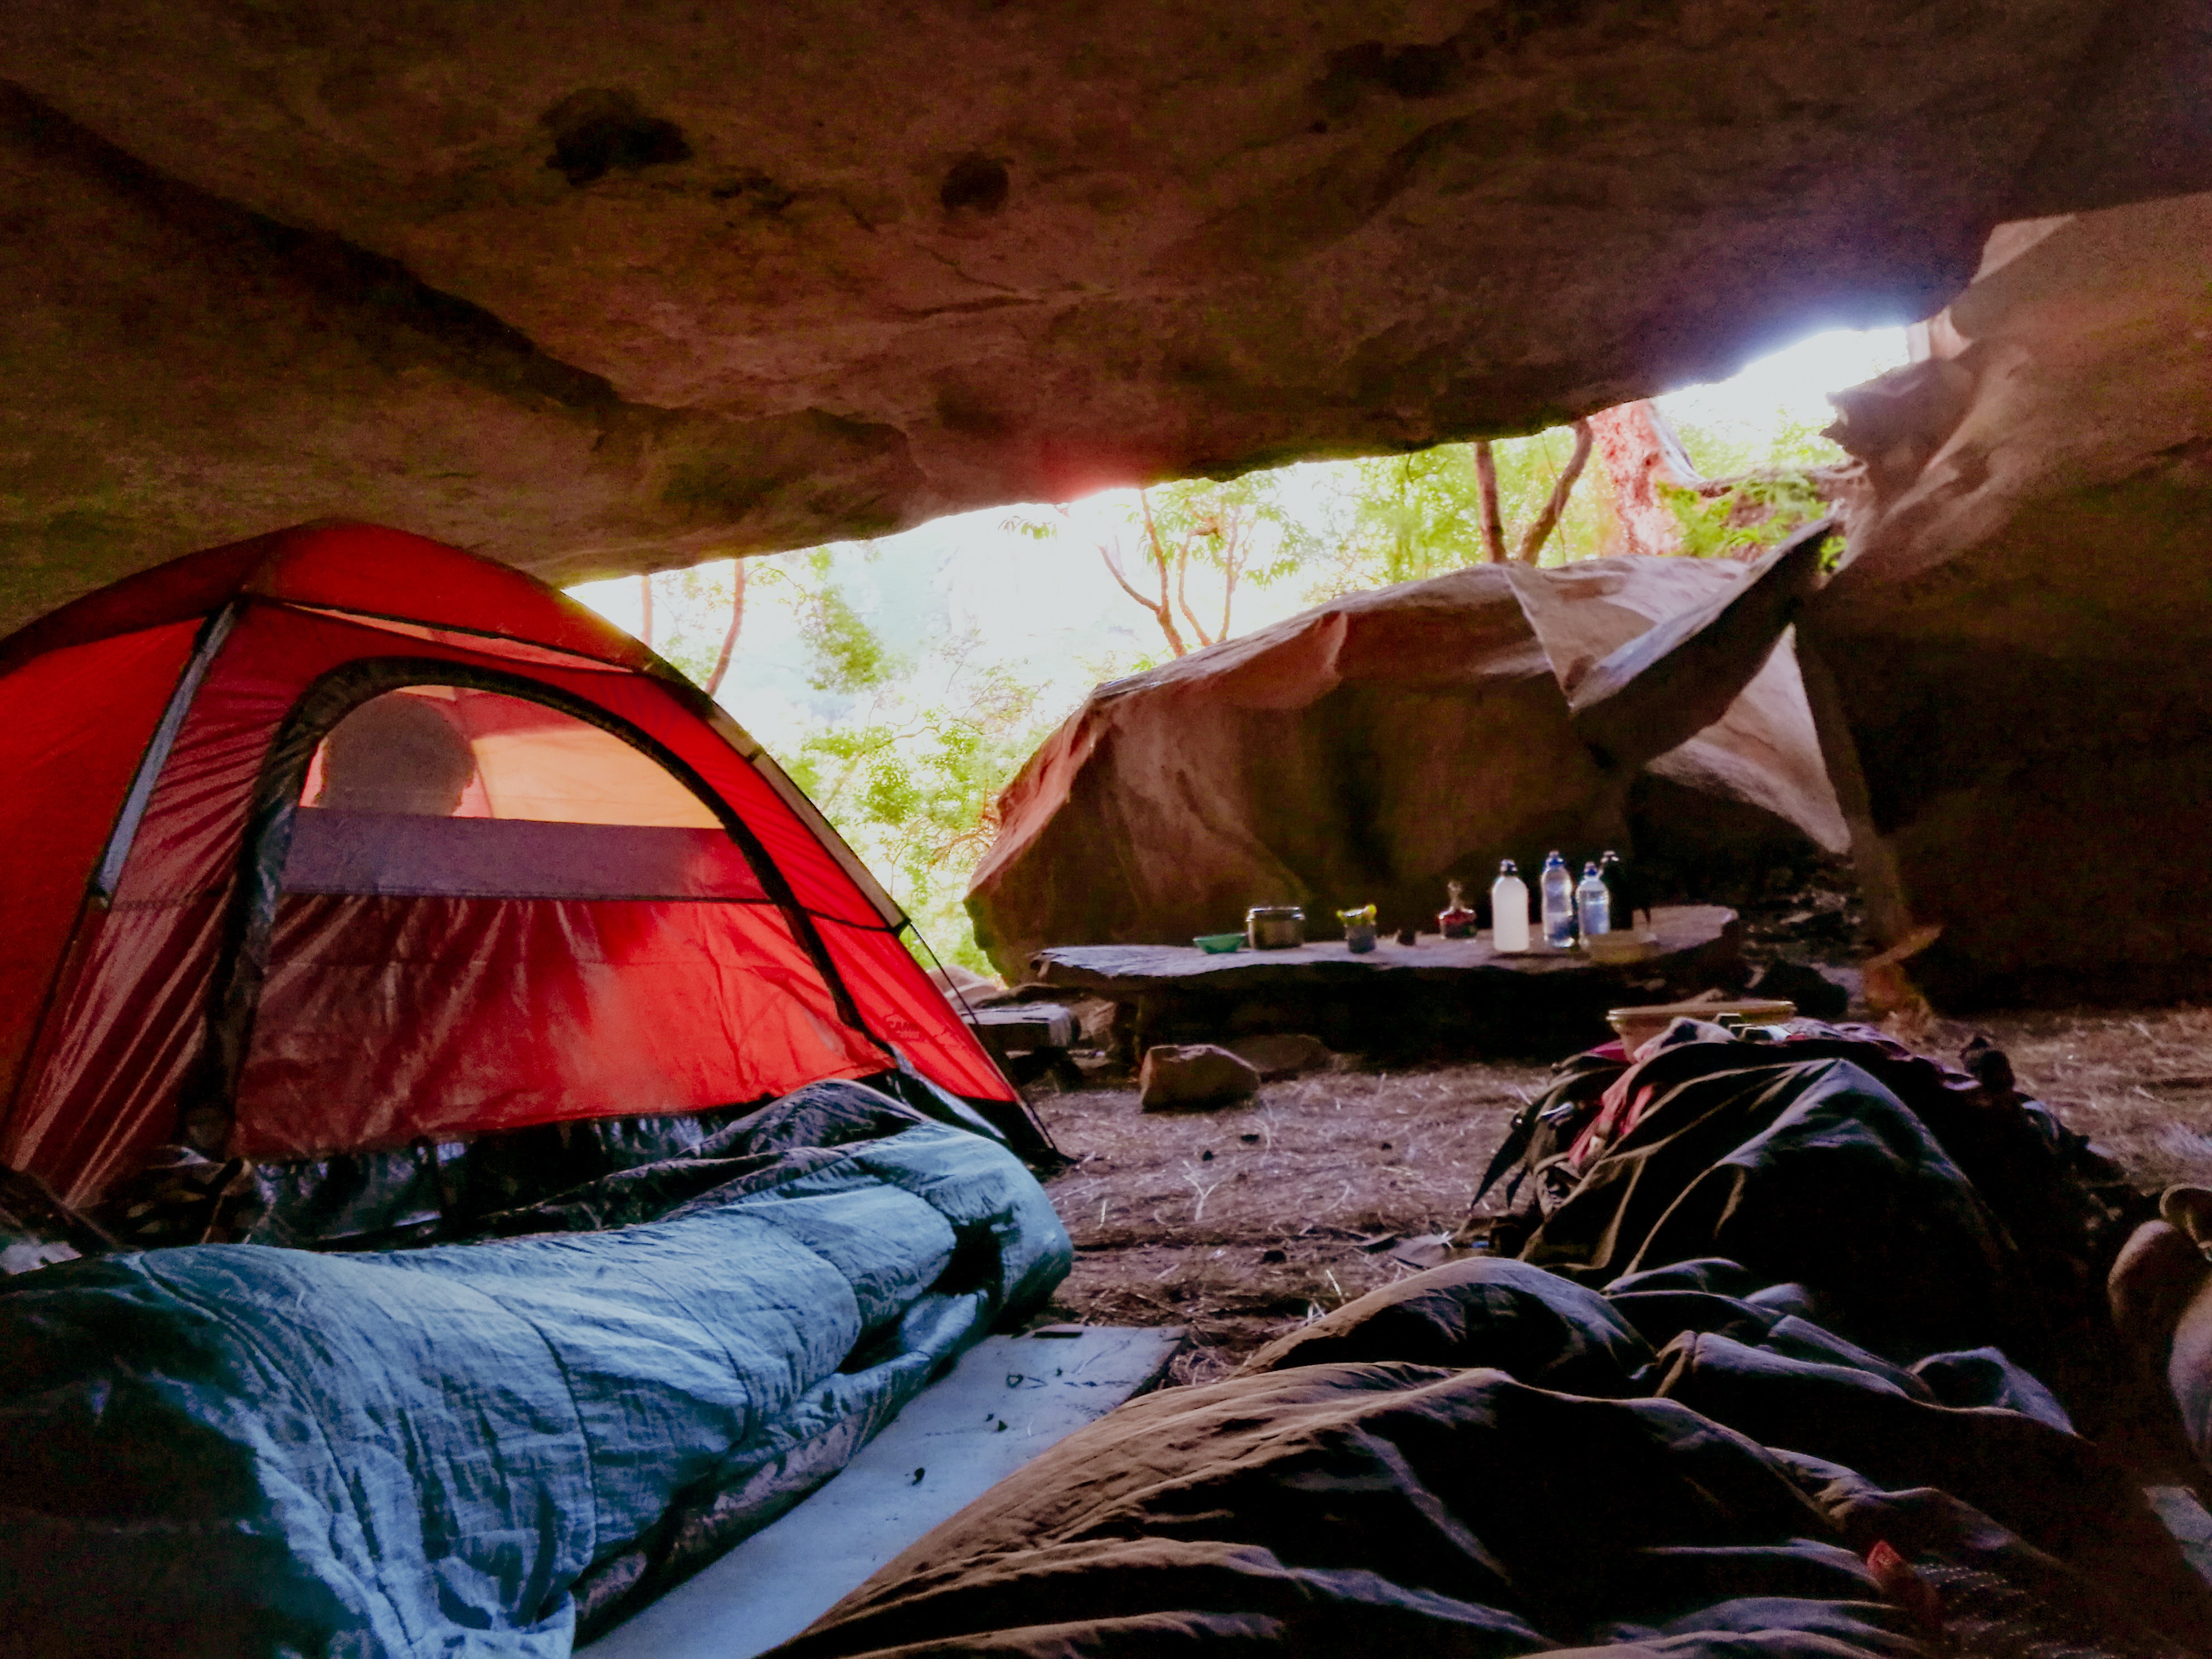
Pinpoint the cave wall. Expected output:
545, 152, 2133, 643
2, 0, 2208, 630
1802, 191, 2212, 1007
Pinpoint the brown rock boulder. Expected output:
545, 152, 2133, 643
968, 554, 1844, 976
1803, 192, 2212, 1006
1138, 1045, 1261, 1112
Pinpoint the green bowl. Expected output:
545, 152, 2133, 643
1194, 932, 1244, 954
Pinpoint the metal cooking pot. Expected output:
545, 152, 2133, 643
1246, 905, 1306, 950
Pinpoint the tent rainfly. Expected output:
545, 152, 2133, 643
0, 522, 1036, 1206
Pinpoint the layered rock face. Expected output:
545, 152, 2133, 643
2, 0, 2208, 629
968, 554, 1842, 976
1801, 192, 2212, 1007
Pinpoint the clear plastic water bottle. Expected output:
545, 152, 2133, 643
1491, 859, 1530, 953
1540, 852, 1575, 948
1577, 861, 1611, 938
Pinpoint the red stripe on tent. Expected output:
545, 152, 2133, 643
0, 623, 200, 1115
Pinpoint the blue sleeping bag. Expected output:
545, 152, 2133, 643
0, 1120, 1069, 1657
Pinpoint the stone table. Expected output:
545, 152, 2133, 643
1027, 905, 1742, 1061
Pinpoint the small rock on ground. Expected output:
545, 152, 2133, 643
1139, 1044, 1261, 1110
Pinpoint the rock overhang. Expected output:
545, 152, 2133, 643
0, 0, 2208, 629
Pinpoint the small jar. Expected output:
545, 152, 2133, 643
1438, 880, 1477, 940
1246, 905, 1306, 950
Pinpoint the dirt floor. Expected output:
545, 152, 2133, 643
1030, 1003, 2212, 1387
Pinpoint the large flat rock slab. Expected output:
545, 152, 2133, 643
1033, 905, 1736, 992
1031, 906, 1742, 1061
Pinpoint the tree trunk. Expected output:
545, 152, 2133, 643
1588, 401, 1702, 556
704, 559, 746, 696
1473, 441, 1507, 563
638, 573, 654, 649
1136, 491, 1192, 656
1516, 418, 1595, 563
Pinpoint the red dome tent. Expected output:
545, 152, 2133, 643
0, 522, 1037, 1206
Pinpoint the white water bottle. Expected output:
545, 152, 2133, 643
1576, 861, 1611, 938
1491, 860, 1531, 953
1540, 852, 1575, 948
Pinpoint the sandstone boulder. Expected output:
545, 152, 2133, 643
1138, 1045, 1260, 1112
1803, 192, 2212, 1007
968, 553, 1844, 977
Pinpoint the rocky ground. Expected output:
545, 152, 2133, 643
1026, 866, 2212, 1385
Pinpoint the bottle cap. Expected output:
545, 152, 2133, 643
1544, 851, 1564, 866
1497, 858, 1518, 876
1584, 862, 1599, 875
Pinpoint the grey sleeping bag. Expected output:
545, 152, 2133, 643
0, 1119, 1069, 1658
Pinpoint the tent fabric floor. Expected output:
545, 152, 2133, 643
1034, 1005, 2212, 1384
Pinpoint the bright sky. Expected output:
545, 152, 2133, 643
572, 324, 1910, 754
1656, 325, 1910, 469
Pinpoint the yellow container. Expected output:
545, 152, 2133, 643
1606, 998, 1796, 1054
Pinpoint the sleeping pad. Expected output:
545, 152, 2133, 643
768, 1026, 2206, 1659
0, 1090, 1070, 1658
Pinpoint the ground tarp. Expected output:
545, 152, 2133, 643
0, 1113, 1070, 1658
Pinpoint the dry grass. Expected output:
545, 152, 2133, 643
1031, 1005, 2212, 1386
1904, 1005, 2212, 1191
1032, 1062, 1544, 1384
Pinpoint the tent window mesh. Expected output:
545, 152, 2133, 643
302, 686, 719, 828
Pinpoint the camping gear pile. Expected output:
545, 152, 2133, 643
0, 523, 1070, 1656
769, 1022, 2203, 1659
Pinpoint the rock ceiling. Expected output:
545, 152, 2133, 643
0, 0, 2204, 629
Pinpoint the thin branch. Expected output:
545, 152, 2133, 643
1217, 510, 1248, 642
1516, 419, 1595, 564
1136, 490, 1191, 656
704, 559, 748, 695
1096, 539, 1159, 612
1175, 532, 1216, 648
638, 573, 654, 648
1474, 442, 1507, 564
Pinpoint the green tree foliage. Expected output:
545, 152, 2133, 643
779, 638, 1052, 973
1661, 474, 1832, 561
1300, 425, 1617, 598
1658, 411, 1844, 562
1667, 410, 1844, 478
636, 550, 1051, 973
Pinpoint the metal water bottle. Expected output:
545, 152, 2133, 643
1540, 852, 1575, 948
